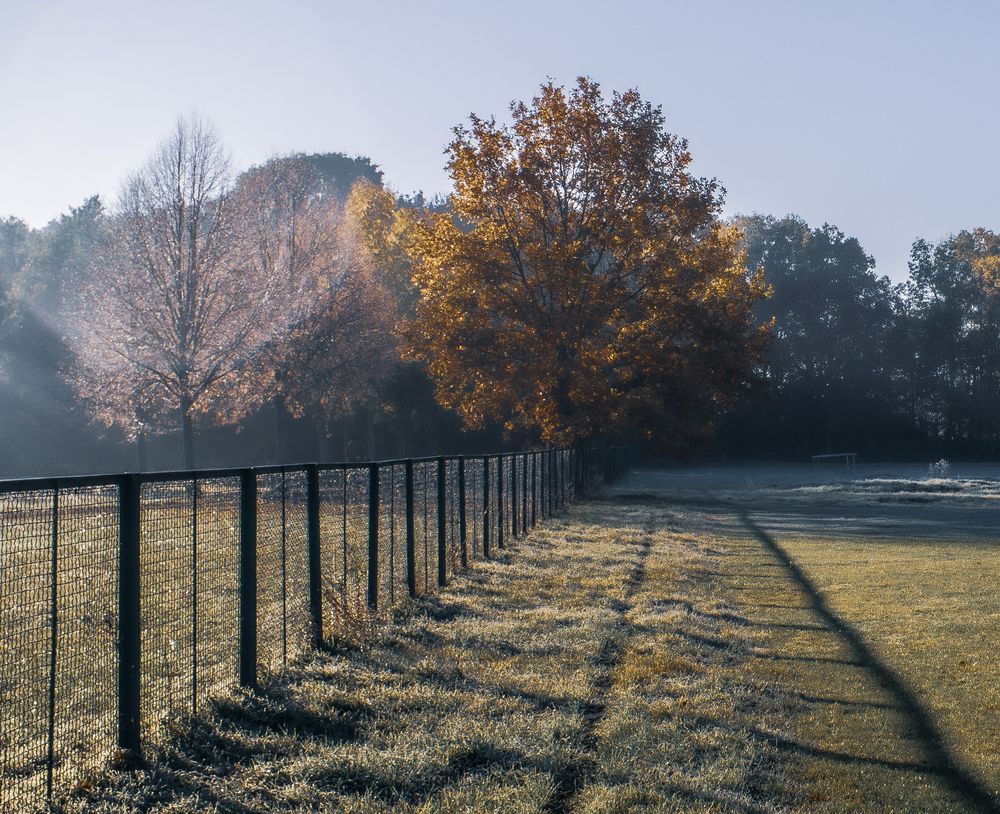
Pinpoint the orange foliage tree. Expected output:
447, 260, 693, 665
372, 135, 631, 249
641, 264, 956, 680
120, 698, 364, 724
405, 77, 770, 451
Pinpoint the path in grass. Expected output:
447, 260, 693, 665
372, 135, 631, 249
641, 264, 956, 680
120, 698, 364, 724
68, 484, 800, 814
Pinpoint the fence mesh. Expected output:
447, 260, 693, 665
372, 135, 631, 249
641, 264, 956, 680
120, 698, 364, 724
384, 464, 407, 606
342, 467, 370, 637
446, 459, 460, 573
257, 472, 310, 671
317, 468, 344, 641
465, 458, 482, 560
0, 486, 119, 811
192, 479, 240, 707
139, 479, 194, 743
487, 457, 498, 554
412, 461, 430, 592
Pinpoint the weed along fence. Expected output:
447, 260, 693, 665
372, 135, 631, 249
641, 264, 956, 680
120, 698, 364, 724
0, 446, 631, 812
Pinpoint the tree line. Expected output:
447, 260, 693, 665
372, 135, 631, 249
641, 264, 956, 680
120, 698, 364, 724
0, 120, 465, 475
720, 216, 1000, 459
2, 79, 998, 476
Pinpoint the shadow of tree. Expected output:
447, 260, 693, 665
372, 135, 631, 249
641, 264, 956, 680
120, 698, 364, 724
740, 510, 1000, 814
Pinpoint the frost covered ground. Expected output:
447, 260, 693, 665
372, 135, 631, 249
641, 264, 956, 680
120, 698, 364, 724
621, 462, 1000, 812
63, 464, 1000, 814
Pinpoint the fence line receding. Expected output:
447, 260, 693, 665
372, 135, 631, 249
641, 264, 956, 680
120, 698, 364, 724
0, 446, 632, 813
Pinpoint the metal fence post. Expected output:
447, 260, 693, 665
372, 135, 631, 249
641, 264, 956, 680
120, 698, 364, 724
560, 450, 566, 508
497, 454, 504, 549
510, 455, 518, 539
458, 456, 467, 568
521, 453, 528, 535
549, 449, 559, 517
405, 459, 416, 598
368, 463, 379, 610
239, 469, 257, 689
531, 452, 537, 527
482, 456, 490, 558
118, 474, 141, 757
540, 450, 547, 519
437, 457, 447, 586
306, 465, 323, 646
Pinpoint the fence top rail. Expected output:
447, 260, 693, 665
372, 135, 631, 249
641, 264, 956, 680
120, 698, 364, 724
0, 447, 588, 495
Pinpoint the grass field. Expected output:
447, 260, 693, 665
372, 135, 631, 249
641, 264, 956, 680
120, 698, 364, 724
44, 464, 1000, 812
0, 470, 451, 812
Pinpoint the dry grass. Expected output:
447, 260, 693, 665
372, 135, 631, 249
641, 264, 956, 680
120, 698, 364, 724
637, 465, 1000, 813
64, 486, 804, 813
54, 464, 1000, 813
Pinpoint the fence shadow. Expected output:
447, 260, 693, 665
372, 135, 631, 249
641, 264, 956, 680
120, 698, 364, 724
740, 511, 1000, 814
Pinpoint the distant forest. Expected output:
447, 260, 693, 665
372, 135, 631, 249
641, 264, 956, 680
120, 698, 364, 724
720, 216, 1000, 460
1, 152, 999, 476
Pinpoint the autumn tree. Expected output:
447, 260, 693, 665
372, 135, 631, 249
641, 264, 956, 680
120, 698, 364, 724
903, 229, 1000, 452
346, 182, 459, 457
71, 116, 278, 468
346, 180, 422, 316
406, 77, 769, 451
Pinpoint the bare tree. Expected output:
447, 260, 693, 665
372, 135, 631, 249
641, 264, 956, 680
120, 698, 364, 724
225, 162, 397, 460
71, 116, 278, 468
282, 195, 398, 460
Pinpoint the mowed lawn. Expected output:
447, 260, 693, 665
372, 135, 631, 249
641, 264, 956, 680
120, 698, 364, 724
65, 466, 1000, 813
648, 464, 1000, 813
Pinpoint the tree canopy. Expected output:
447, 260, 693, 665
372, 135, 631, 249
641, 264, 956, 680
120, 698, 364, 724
405, 77, 769, 451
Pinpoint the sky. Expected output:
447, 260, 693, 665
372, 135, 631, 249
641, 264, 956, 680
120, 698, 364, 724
1, 0, 998, 281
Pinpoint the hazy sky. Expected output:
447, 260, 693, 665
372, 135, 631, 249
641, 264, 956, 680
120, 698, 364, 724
2, 0, 998, 280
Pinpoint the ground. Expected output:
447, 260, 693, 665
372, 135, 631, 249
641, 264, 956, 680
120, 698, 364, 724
66, 464, 1000, 813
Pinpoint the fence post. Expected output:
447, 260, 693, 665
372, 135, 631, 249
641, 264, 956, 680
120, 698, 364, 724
521, 453, 528, 535
306, 465, 323, 647
482, 456, 490, 558
437, 457, 447, 587
540, 450, 547, 519
560, 450, 566, 508
405, 459, 416, 598
496, 454, 504, 549
510, 455, 518, 539
368, 463, 379, 610
118, 474, 141, 757
458, 456, 467, 568
545, 449, 551, 515
553, 450, 559, 511
531, 452, 537, 527
239, 469, 257, 689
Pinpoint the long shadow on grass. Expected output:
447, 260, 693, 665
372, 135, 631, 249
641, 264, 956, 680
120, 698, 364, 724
741, 511, 1000, 814
544, 519, 654, 814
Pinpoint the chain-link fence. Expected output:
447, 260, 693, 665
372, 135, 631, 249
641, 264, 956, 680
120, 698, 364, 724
0, 447, 633, 812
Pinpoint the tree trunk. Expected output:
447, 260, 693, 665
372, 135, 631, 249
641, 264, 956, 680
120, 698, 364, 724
180, 397, 195, 470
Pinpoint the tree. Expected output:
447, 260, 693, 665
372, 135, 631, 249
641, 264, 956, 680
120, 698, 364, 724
405, 77, 768, 451
70, 116, 277, 468
723, 215, 906, 456
0, 216, 31, 291
224, 161, 396, 460
15, 197, 104, 316
904, 229, 1000, 452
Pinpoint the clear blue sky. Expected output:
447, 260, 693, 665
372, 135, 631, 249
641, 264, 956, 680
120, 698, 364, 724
2, 0, 998, 280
